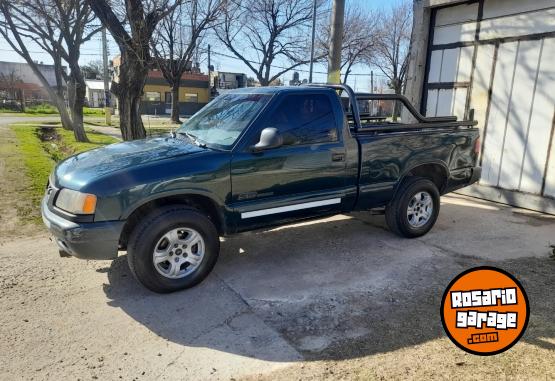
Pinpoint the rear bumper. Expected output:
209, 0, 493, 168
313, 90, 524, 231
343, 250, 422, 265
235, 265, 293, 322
41, 196, 124, 260
469, 166, 482, 184
444, 166, 481, 194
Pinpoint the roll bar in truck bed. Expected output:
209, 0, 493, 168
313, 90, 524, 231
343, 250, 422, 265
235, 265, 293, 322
305, 83, 477, 133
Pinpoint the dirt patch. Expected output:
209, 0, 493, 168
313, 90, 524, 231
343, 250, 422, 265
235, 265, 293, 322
37, 125, 59, 141
242, 255, 555, 380
37, 126, 75, 160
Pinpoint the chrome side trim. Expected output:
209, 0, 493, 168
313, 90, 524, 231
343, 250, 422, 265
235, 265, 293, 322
240, 198, 341, 219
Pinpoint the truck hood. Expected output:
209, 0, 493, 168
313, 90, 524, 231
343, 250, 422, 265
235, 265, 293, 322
54, 136, 205, 189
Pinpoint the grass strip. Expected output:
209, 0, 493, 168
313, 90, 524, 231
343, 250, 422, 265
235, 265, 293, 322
10, 124, 118, 220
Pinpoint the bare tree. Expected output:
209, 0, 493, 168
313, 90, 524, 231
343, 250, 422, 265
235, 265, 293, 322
318, 6, 380, 84
87, 0, 180, 140
0, 70, 26, 111
369, 1, 412, 95
0, 0, 100, 141
216, 0, 319, 86
152, 0, 224, 123
0, 70, 22, 99
81, 60, 104, 80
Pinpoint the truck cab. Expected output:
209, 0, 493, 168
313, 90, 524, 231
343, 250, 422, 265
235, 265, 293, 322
229, 86, 358, 232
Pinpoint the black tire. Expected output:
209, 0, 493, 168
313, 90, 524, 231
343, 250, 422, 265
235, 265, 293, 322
385, 177, 440, 238
127, 205, 220, 293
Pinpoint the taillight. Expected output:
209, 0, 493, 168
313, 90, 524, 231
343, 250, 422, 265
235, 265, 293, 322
474, 137, 481, 155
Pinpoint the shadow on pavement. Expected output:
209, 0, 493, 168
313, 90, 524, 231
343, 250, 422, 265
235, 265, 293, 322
102, 200, 555, 362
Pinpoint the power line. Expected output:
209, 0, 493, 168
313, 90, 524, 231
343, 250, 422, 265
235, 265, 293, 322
210, 50, 387, 78
0, 44, 389, 79
0, 47, 104, 57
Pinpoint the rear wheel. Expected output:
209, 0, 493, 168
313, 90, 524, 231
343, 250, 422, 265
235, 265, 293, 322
127, 206, 219, 293
385, 177, 440, 238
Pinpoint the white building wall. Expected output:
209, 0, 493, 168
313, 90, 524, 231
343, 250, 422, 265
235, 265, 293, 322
0, 61, 60, 87
419, 0, 555, 213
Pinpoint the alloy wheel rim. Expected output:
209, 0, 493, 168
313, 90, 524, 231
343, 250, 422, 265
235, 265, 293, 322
152, 227, 205, 279
407, 191, 433, 228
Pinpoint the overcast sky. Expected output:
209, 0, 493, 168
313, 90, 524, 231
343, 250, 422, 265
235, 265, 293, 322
0, 0, 397, 92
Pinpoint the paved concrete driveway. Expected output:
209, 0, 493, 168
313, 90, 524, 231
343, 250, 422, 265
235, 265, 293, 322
1, 194, 554, 380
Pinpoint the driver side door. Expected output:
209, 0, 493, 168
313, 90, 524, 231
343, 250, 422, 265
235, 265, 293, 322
230, 92, 348, 231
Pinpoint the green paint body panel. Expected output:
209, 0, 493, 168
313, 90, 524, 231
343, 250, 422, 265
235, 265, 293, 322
41, 86, 480, 260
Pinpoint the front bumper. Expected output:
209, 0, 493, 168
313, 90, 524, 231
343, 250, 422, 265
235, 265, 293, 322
41, 196, 124, 260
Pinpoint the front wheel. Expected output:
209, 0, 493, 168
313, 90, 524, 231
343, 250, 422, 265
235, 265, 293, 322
127, 206, 220, 293
385, 177, 440, 238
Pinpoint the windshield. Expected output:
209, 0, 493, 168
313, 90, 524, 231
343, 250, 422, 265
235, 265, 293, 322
177, 93, 271, 148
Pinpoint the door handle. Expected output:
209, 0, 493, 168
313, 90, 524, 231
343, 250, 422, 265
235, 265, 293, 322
332, 153, 345, 162
231, 167, 255, 174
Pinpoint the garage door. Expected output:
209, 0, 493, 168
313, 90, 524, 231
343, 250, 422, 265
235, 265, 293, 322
424, 0, 555, 200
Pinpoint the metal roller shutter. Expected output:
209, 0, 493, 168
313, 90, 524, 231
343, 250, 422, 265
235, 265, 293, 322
423, 0, 555, 208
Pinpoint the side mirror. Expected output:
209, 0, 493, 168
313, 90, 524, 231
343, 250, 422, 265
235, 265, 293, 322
252, 127, 283, 151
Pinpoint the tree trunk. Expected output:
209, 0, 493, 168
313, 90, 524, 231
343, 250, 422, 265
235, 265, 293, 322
49, 54, 74, 131
68, 72, 89, 142
258, 74, 270, 86
343, 61, 354, 84
171, 83, 180, 123
26, 55, 72, 131
50, 94, 73, 131
118, 93, 145, 140
115, 49, 147, 140
392, 78, 402, 121
19, 89, 25, 112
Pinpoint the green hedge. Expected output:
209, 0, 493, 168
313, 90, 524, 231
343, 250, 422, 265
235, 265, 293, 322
2, 104, 105, 116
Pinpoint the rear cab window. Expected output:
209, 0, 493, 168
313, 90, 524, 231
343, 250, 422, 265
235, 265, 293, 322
343, 96, 419, 131
357, 99, 418, 126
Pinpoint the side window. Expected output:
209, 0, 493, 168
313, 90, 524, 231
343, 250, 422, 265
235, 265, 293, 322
144, 92, 161, 102
184, 93, 198, 103
262, 94, 338, 145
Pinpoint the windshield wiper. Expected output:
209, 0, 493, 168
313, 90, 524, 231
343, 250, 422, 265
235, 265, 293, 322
177, 131, 206, 148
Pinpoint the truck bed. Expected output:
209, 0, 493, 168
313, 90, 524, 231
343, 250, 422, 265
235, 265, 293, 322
353, 127, 480, 209
325, 86, 481, 210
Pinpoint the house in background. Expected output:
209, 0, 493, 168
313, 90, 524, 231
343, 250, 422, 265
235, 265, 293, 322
405, 0, 555, 214
112, 56, 210, 116
210, 71, 247, 90
85, 79, 108, 108
289, 71, 307, 86
0, 61, 61, 101
142, 70, 209, 116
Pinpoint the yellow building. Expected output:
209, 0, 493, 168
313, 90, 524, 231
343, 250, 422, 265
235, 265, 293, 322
112, 56, 210, 116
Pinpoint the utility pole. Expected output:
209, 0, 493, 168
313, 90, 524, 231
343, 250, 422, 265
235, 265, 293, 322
207, 44, 211, 75
370, 71, 374, 93
208, 44, 212, 92
308, 0, 317, 83
327, 0, 345, 84
102, 27, 111, 125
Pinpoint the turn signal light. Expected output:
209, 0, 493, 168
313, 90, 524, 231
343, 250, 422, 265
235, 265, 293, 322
82, 194, 97, 214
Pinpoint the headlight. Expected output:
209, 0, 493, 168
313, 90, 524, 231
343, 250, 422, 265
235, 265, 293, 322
55, 189, 97, 215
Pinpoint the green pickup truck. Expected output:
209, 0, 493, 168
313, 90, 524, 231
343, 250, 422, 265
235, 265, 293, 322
42, 84, 481, 293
